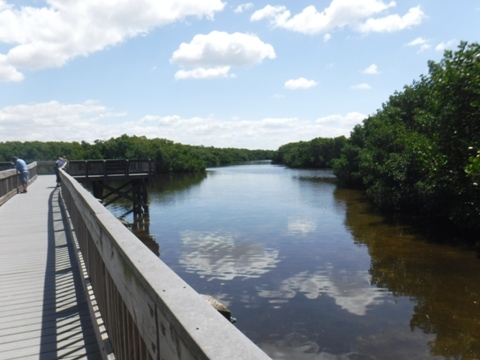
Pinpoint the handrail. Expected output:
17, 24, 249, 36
0, 162, 13, 171
67, 159, 156, 179
0, 162, 38, 206
59, 168, 271, 360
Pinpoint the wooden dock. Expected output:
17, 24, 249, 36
0, 175, 102, 359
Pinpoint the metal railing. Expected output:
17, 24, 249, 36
0, 162, 38, 206
59, 168, 271, 360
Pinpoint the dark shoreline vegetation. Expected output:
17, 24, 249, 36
0, 135, 276, 172
1, 42, 479, 238
275, 41, 480, 239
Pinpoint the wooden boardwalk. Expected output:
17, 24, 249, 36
0, 175, 102, 360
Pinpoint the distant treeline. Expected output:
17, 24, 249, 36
0, 135, 275, 173
2, 42, 478, 233
271, 136, 347, 168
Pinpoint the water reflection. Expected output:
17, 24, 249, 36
260, 334, 375, 360
131, 217, 160, 256
287, 218, 317, 235
148, 172, 207, 205
99, 173, 207, 255
257, 268, 385, 316
179, 230, 280, 281
334, 187, 480, 359
96, 164, 480, 359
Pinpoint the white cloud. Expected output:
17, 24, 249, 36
0, 54, 24, 81
284, 77, 318, 90
406, 37, 431, 52
363, 63, 379, 75
170, 31, 275, 79
407, 37, 427, 46
351, 83, 371, 90
358, 6, 425, 33
251, 1, 424, 35
0, 100, 126, 141
323, 33, 332, 42
315, 112, 366, 128
0, 101, 364, 149
174, 66, 233, 80
234, 3, 253, 14
435, 39, 458, 52
0, 0, 226, 81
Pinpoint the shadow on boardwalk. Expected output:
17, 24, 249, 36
0, 176, 101, 360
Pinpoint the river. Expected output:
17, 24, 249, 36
106, 162, 480, 360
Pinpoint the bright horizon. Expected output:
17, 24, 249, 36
0, 1, 478, 150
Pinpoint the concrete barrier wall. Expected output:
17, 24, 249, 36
59, 169, 271, 360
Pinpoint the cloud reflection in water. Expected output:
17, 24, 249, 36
257, 268, 385, 316
179, 230, 280, 281
260, 334, 372, 360
287, 217, 317, 235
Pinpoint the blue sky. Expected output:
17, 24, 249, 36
0, 0, 478, 150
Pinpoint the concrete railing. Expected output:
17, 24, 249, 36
59, 168, 271, 360
0, 162, 37, 206
35, 160, 57, 175
67, 159, 156, 179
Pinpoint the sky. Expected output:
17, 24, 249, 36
0, 1, 479, 150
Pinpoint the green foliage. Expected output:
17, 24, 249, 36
272, 136, 346, 168
333, 41, 480, 233
0, 135, 274, 174
3, 42, 478, 233
332, 125, 365, 188
0, 140, 84, 162
465, 148, 480, 186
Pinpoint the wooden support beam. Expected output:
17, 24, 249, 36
95, 179, 149, 217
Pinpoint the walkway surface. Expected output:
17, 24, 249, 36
0, 175, 101, 359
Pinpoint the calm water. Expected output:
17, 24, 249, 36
107, 162, 480, 360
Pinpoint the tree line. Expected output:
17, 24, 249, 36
269, 42, 480, 234
333, 41, 479, 234
1, 42, 478, 233
0, 135, 275, 173
271, 136, 347, 168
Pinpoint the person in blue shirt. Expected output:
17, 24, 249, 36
12, 157, 29, 193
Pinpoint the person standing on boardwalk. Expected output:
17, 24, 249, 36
12, 157, 29, 193
55, 156, 66, 187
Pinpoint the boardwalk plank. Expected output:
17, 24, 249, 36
0, 175, 102, 360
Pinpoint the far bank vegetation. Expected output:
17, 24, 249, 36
1, 42, 478, 234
